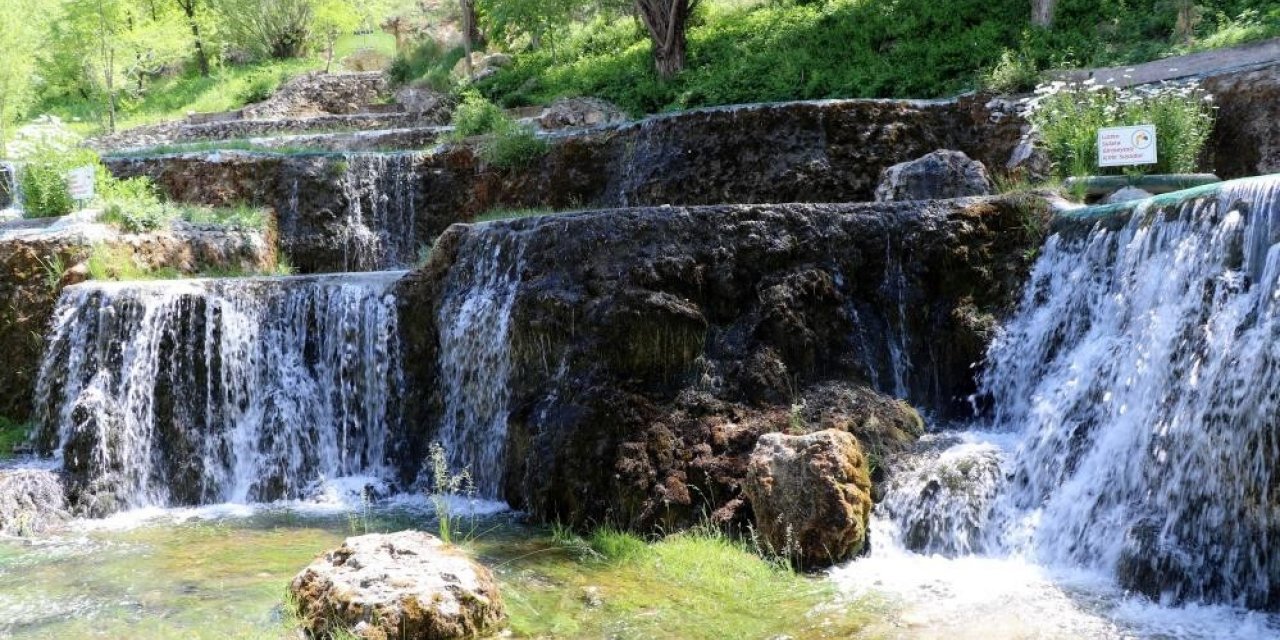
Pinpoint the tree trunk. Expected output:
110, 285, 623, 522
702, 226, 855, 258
97, 0, 116, 133
1031, 0, 1055, 27
178, 0, 210, 76
460, 0, 475, 79
635, 0, 693, 79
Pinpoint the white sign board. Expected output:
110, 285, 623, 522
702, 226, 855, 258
67, 166, 95, 201
1098, 125, 1157, 167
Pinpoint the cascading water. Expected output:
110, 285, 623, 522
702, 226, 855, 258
844, 176, 1280, 637
0, 161, 22, 215
435, 230, 526, 498
33, 272, 406, 512
338, 152, 422, 271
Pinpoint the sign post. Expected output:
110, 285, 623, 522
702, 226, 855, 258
67, 165, 95, 208
1098, 125, 1157, 168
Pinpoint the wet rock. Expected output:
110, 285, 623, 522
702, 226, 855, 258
875, 150, 994, 202
743, 429, 873, 568
108, 97, 1028, 272
536, 98, 629, 131
0, 469, 70, 536
1105, 187, 1153, 204
397, 196, 1046, 530
290, 531, 506, 640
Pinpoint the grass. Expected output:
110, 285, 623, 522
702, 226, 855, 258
0, 416, 31, 458
39, 59, 320, 137
488, 523, 873, 639
477, 0, 1280, 115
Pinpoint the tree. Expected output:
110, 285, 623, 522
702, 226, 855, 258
1031, 0, 1055, 27
174, 0, 211, 75
460, 0, 476, 78
0, 0, 46, 156
477, 0, 581, 56
634, 0, 697, 79
217, 0, 315, 59
314, 0, 361, 72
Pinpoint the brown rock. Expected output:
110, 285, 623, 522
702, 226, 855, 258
289, 531, 506, 640
743, 429, 873, 568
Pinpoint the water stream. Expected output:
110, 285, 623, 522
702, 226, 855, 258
834, 176, 1280, 638
33, 272, 406, 512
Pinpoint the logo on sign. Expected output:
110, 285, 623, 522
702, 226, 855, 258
1098, 125, 1158, 168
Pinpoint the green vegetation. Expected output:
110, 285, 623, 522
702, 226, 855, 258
448, 92, 549, 168
425, 442, 478, 545
0, 417, 32, 458
475, 0, 1280, 115
1027, 81, 1216, 178
388, 39, 467, 92
505, 523, 872, 638
16, 141, 101, 218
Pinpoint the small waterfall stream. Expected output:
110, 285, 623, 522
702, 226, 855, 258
847, 176, 1280, 636
33, 272, 406, 511
435, 230, 526, 498
337, 153, 422, 271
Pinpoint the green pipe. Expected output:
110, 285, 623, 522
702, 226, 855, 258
1063, 174, 1220, 196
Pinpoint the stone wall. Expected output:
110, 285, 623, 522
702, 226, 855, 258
106, 96, 1028, 273
1203, 63, 1280, 179
395, 195, 1048, 530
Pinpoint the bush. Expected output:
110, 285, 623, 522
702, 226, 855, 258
1025, 80, 1216, 178
448, 92, 549, 168
389, 40, 466, 88
17, 142, 101, 218
479, 119, 550, 168
983, 49, 1041, 94
237, 68, 288, 104
450, 91, 508, 138
98, 177, 176, 232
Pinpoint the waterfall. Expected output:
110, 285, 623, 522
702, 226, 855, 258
338, 153, 422, 271
879, 175, 1280, 611
0, 161, 21, 215
33, 272, 406, 512
435, 230, 526, 498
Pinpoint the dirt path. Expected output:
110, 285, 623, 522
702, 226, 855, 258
1052, 37, 1280, 86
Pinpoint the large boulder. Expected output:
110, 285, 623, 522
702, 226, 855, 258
743, 429, 873, 568
0, 469, 70, 536
290, 531, 506, 640
875, 149, 994, 202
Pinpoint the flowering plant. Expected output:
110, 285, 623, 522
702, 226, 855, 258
1023, 79, 1216, 178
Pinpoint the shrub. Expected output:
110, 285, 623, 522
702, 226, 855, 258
478, 119, 549, 168
98, 177, 177, 232
450, 91, 508, 138
17, 142, 100, 218
983, 49, 1041, 94
448, 92, 549, 168
237, 68, 287, 104
388, 40, 465, 89
1025, 80, 1216, 178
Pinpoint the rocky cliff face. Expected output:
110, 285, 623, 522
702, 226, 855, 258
106, 96, 1026, 273
396, 195, 1046, 530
